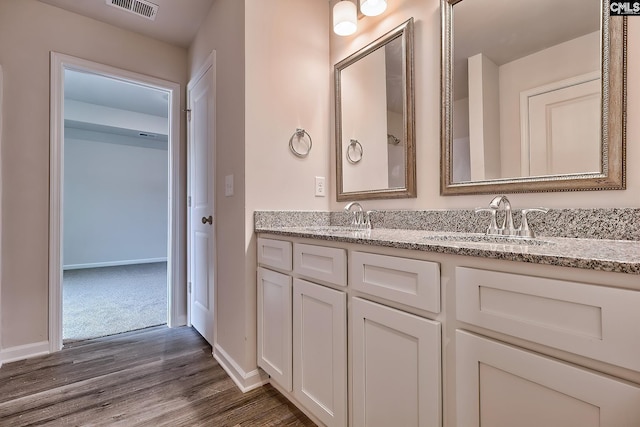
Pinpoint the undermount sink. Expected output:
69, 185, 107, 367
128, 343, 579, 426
423, 233, 553, 246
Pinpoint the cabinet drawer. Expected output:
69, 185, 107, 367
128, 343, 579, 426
294, 243, 347, 287
350, 252, 440, 313
456, 330, 640, 427
257, 237, 292, 271
456, 267, 640, 372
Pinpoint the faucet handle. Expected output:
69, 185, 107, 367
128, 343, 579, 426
364, 210, 377, 229
517, 208, 549, 238
475, 207, 501, 235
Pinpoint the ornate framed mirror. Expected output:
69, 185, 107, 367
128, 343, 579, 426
335, 18, 416, 201
441, 0, 626, 195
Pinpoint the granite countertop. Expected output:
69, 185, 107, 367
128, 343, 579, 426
255, 226, 640, 275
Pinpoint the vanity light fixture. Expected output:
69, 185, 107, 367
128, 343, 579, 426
360, 0, 387, 16
333, 0, 357, 36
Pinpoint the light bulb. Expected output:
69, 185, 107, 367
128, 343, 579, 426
333, 1, 357, 36
360, 0, 387, 16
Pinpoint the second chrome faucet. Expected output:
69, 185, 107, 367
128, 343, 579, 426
344, 202, 374, 229
476, 195, 548, 238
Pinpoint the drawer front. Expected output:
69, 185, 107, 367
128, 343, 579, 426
350, 251, 440, 313
456, 330, 640, 427
294, 243, 347, 287
257, 237, 292, 271
456, 267, 640, 372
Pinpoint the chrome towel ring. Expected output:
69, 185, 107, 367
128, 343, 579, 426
347, 139, 363, 164
289, 128, 312, 158
387, 133, 401, 145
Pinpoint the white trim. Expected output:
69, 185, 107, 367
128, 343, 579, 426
0, 341, 49, 365
63, 258, 168, 270
213, 344, 269, 392
49, 52, 185, 354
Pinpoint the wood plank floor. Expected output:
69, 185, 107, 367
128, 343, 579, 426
0, 326, 316, 427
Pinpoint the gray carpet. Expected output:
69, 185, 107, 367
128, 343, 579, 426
63, 262, 167, 341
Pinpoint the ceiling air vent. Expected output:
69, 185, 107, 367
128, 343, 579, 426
105, 0, 159, 21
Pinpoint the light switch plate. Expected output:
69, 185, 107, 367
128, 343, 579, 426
315, 176, 326, 197
225, 174, 234, 196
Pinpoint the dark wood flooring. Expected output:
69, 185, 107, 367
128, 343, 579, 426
0, 326, 316, 427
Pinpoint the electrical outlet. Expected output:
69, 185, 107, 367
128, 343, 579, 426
225, 174, 234, 197
315, 176, 326, 197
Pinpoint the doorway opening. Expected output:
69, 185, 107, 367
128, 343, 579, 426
50, 53, 184, 350
62, 69, 169, 341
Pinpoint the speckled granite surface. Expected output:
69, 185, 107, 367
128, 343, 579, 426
254, 226, 640, 275
254, 209, 640, 274
328, 208, 640, 240
254, 211, 330, 228
256, 208, 640, 240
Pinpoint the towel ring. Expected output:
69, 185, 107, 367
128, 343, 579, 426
387, 133, 401, 145
289, 128, 312, 158
346, 139, 363, 164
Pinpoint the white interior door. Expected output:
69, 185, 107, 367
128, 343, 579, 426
520, 73, 601, 176
187, 55, 216, 345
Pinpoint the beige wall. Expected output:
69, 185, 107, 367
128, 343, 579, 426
330, 0, 640, 210
0, 0, 188, 350
189, 0, 330, 376
188, 0, 248, 371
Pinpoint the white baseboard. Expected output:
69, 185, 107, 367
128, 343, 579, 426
213, 344, 269, 393
0, 340, 50, 366
63, 257, 168, 270
169, 314, 188, 328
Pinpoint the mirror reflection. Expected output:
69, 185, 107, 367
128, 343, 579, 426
335, 18, 416, 201
441, 0, 626, 195
453, 0, 600, 182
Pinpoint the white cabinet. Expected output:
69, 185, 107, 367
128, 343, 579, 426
293, 278, 347, 427
257, 267, 292, 391
456, 267, 640, 372
456, 330, 640, 427
257, 232, 640, 427
351, 298, 441, 427
294, 243, 347, 287
350, 251, 441, 313
257, 237, 293, 271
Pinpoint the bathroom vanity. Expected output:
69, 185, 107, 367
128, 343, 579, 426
255, 220, 640, 427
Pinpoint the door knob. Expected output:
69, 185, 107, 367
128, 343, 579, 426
202, 215, 213, 225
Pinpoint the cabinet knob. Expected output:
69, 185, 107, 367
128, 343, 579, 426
202, 215, 213, 225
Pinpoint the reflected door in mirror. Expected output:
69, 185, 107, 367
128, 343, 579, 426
441, 0, 626, 194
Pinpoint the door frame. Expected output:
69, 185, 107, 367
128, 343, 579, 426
186, 51, 217, 345
49, 52, 184, 352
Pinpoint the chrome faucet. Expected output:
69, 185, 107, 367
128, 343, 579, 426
489, 195, 516, 235
476, 195, 548, 238
344, 202, 365, 229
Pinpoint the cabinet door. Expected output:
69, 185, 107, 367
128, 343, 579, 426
257, 267, 292, 391
352, 298, 442, 427
293, 278, 347, 427
456, 330, 640, 427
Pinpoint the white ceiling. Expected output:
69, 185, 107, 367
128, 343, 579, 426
453, 0, 600, 99
38, 0, 214, 48
65, 69, 169, 117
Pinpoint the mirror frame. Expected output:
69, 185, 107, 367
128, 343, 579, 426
441, 0, 627, 195
335, 18, 416, 201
